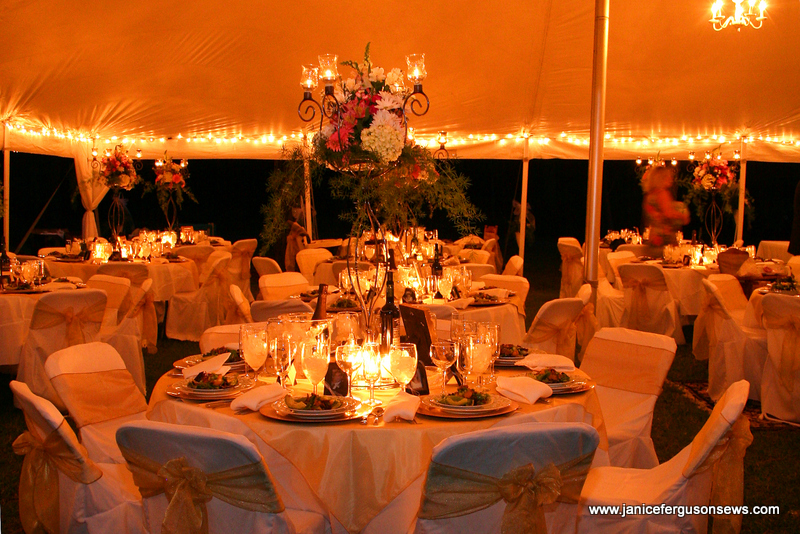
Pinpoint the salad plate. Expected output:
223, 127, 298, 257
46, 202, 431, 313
167, 374, 255, 400
173, 347, 246, 371
270, 395, 360, 420
425, 388, 512, 414
419, 397, 518, 419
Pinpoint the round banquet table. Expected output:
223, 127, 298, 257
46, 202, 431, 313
148, 369, 607, 534
44, 258, 199, 301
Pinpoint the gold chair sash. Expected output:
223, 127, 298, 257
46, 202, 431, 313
692, 297, 726, 361
694, 416, 753, 534
120, 446, 284, 534
560, 252, 583, 298
418, 451, 594, 534
525, 319, 575, 359
763, 314, 800, 393
13, 422, 103, 534
620, 274, 668, 330
129, 288, 158, 352
51, 369, 148, 427
230, 248, 252, 280
29, 299, 106, 347
575, 303, 599, 361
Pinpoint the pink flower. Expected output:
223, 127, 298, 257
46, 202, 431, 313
326, 123, 354, 151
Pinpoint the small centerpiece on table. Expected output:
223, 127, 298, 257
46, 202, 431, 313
144, 152, 197, 231
95, 145, 141, 239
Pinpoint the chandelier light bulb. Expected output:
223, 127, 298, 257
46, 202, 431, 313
734, 150, 741, 159
671, 158, 678, 166
648, 158, 654, 165
636, 156, 643, 165
104, 148, 111, 157
136, 148, 142, 158
705, 151, 712, 160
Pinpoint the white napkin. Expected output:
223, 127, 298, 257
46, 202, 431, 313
150, 257, 168, 264
383, 391, 421, 422
41, 282, 77, 291
230, 383, 287, 411
496, 376, 552, 405
470, 281, 486, 291
448, 297, 475, 309
515, 353, 576, 372
182, 353, 231, 379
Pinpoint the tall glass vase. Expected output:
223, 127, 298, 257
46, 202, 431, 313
108, 188, 126, 239
704, 190, 723, 245
164, 193, 178, 231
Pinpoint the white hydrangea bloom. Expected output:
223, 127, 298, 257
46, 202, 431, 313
361, 120, 405, 163
369, 67, 386, 83
385, 68, 403, 88
370, 109, 403, 130
376, 91, 404, 111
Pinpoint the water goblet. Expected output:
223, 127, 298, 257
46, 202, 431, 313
437, 269, 453, 301
430, 341, 458, 396
240, 324, 267, 380
301, 335, 330, 396
464, 334, 493, 387
335, 343, 362, 399
388, 343, 418, 393
361, 342, 382, 406
477, 322, 500, 385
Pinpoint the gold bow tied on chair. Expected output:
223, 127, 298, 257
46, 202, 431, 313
524, 319, 575, 359
574, 303, 599, 361
29, 300, 106, 346
129, 288, 158, 352
763, 314, 800, 392
620, 275, 668, 330
419, 452, 594, 534
13, 424, 102, 534
120, 448, 284, 534
693, 297, 726, 361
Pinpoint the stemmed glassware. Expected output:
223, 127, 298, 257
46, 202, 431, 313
464, 333, 493, 387
437, 268, 453, 301
299, 319, 332, 396
361, 342, 382, 406
430, 341, 458, 396
388, 343, 418, 393
240, 324, 267, 380
477, 322, 500, 385
267, 319, 291, 388
335, 343, 363, 399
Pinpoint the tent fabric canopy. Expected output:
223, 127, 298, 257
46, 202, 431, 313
1, 0, 800, 162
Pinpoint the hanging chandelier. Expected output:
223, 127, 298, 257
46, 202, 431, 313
710, 0, 767, 31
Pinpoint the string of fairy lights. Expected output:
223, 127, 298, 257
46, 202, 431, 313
3, 118, 800, 159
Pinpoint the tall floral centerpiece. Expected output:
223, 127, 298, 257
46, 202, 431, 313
680, 150, 750, 244
145, 152, 196, 231
95, 145, 141, 238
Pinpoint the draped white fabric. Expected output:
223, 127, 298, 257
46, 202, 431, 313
73, 144, 109, 239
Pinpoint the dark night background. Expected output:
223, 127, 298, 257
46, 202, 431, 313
2, 153, 797, 266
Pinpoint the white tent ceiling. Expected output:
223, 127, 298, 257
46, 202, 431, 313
1, 0, 800, 161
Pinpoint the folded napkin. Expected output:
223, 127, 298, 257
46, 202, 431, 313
383, 391, 421, 422
448, 297, 475, 309
515, 353, 576, 372
41, 282, 77, 291
150, 257, 168, 265
230, 383, 287, 411
471, 281, 486, 291
496, 376, 552, 405
182, 353, 230, 379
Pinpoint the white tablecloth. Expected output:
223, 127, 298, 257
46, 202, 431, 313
44, 259, 198, 301
148, 369, 607, 533
756, 240, 792, 262
0, 294, 37, 365
658, 263, 715, 316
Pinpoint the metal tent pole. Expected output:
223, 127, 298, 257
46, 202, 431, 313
519, 140, 530, 260
735, 139, 747, 243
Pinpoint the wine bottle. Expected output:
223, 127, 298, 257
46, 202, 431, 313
0, 235, 11, 289
388, 248, 398, 270
431, 244, 443, 299
379, 271, 401, 354
312, 283, 328, 320
312, 284, 348, 396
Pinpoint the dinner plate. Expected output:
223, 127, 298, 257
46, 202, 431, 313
418, 399, 519, 419
327, 305, 362, 313
166, 375, 255, 400
173, 353, 247, 371
523, 372, 584, 391
495, 358, 524, 368
548, 382, 594, 395
270, 396, 360, 420
470, 298, 510, 307
54, 257, 85, 263
426, 394, 511, 414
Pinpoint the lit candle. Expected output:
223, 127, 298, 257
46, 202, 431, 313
406, 53, 427, 84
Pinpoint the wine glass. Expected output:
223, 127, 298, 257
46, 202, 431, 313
477, 322, 500, 385
267, 319, 290, 387
335, 343, 363, 399
388, 343, 418, 392
437, 269, 453, 301
240, 324, 267, 380
333, 311, 363, 346
465, 334, 494, 388
430, 341, 458, 396
460, 267, 472, 294
361, 342, 382, 406
299, 319, 332, 396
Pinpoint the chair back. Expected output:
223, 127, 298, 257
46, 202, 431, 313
97, 262, 149, 287
557, 237, 584, 298
116, 420, 290, 534
483, 225, 499, 241
524, 297, 585, 360
605, 251, 636, 289
479, 274, 529, 316
258, 272, 309, 301
174, 244, 215, 276
200, 250, 232, 286
760, 293, 800, 422
252, 256, 282, 276
416, 422, 599, 534
707, 273, 748, 312
618, 263, 678, 338
230, 284, 254, 323
295, 248, 333, 284
87, 274, 132, 326
200, 253, 233, 324
455, 235, 485, 247
787, 256, 800, 277
502, 255, 524, 276
577, 283, 592, 305
38, 247, 66, 257
481, 238, 503, 273
17, 289, 107, 409
718, 248, 750, 276
458, 249, 491, 264
460, 262, 496, 280
331, 261, 373, 285
250, 299, 313, 322
228, 239, 258, 300
615, 243, 653, 257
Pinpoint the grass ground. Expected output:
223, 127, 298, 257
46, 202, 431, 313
0, 239, 797, 532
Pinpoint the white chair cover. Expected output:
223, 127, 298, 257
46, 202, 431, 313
229, 284, 254, 323
694, 279, 767, 401
707, 273, 748, 325
574, 284, 599, 361
458, 248, 492, 264
87, 273, 132, 329
481, 238, 503, 274
524, 298, 585, 361
199, 323, 249, 354
10, 380, 143, 534
228, 239, 258, 302
252, 256, 283, 277
258, 272, 310, 301
200, 250, 233, 286
557, 237, 584, 298
414, 422, 599, 534
166, 253, 232, 341
460, 262, 496, 280
116, 420, 328, 534
174, 244, 215, 276
760, 293, 800, 423
16, 289, 107, 410
615, 243, 652, 257
605, 251, 636, 290
97, 262, 150, 287
296, 248, 333, 284
580, 328, 676, 468
38, 246, 67, 257
502, 255, 524, 277
578, 380, 752, 534
618, 263, 684, 344
479, 274, 529, 317
595, 278, 625, 329
44, 342, 148, 464
455, 235, 485, 246
787, 256, 800, 277
250, 299, 313, 323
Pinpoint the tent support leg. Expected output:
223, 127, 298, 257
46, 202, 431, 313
3, 149, 9, 248
735, 140, 747, 243
584, 0, 609, 306
519, 142, 530, 261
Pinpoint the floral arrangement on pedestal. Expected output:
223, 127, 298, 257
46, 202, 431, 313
94, 145, 141, 238
144, 152, 197, 231
261, 44, 480, 251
